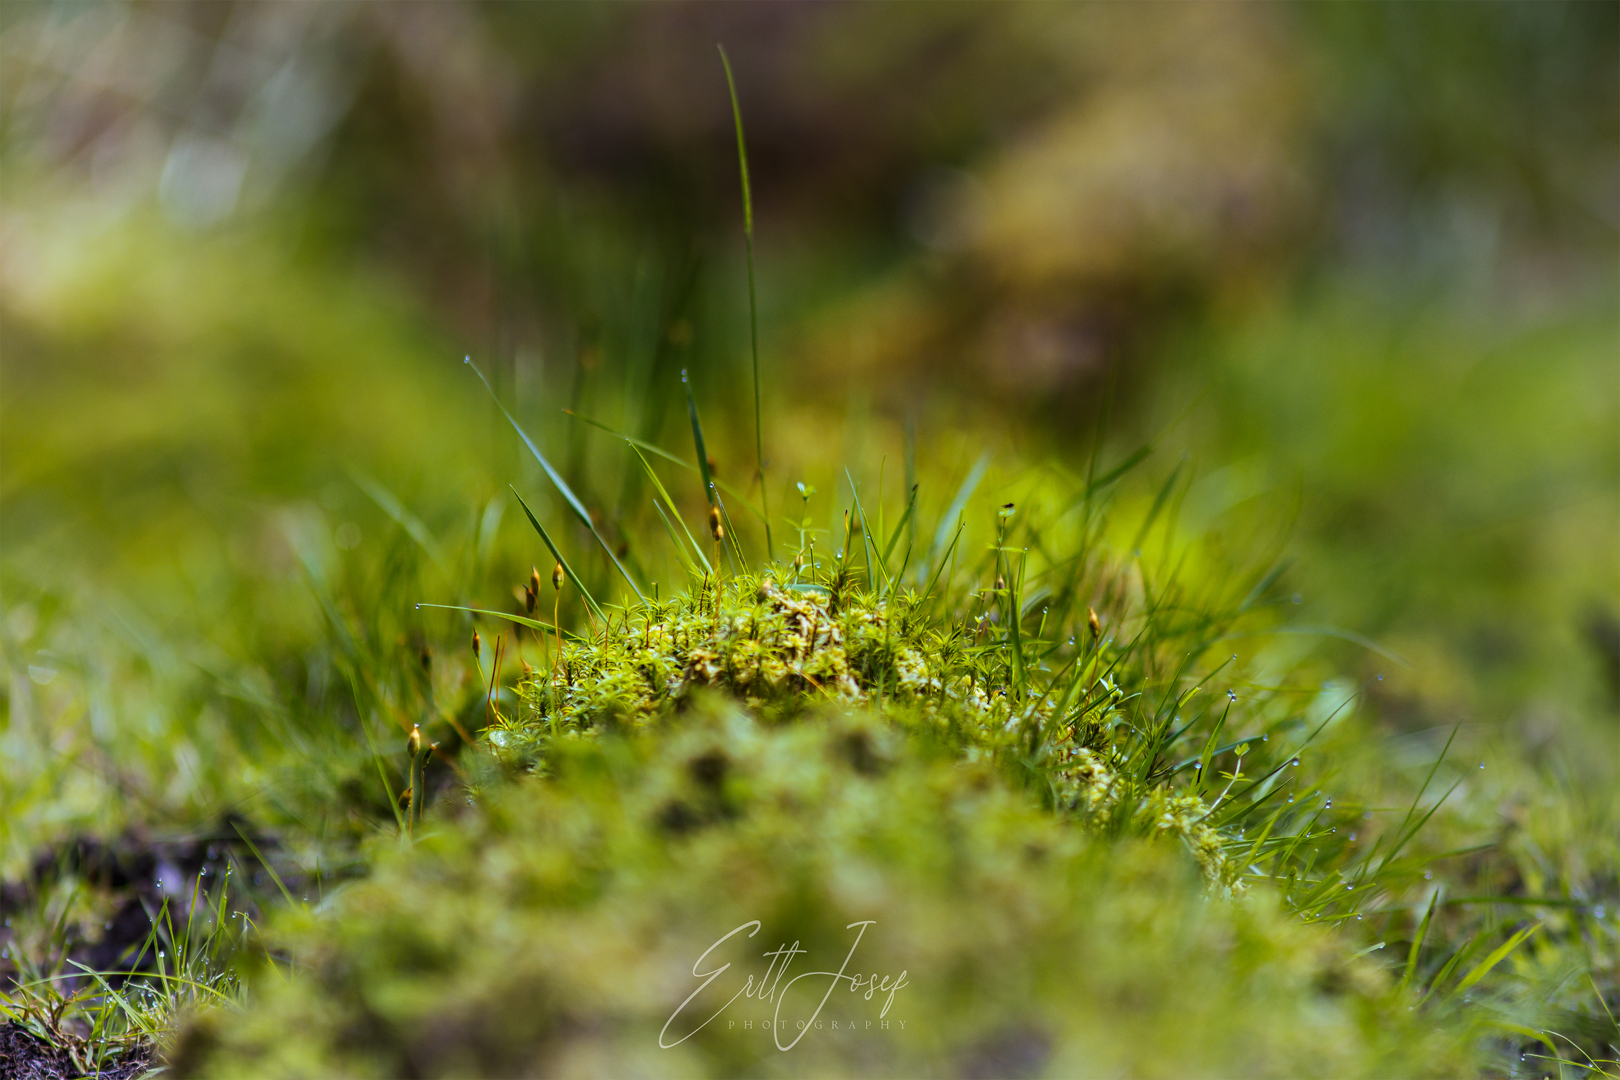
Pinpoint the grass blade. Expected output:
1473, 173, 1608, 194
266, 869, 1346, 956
1450, 922, 1542, 997
231, 822, 295, 909
682, 369, 718, 510
566, 410, 766, 522
718, 43, 772, 561
511, 486, 607, 622
466, 357, 643, 601
348, 468, 449, 572
1401, 888, 1441, 994
928, 453, 989, 571
414, 604, 572, 640
630, 445, 711, 573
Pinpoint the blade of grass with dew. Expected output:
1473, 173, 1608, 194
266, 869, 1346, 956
719, 44, 771, 561
466, 357, 643, 601
511, 487, 607, 622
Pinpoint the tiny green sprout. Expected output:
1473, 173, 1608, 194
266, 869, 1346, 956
797, 482, 815, 498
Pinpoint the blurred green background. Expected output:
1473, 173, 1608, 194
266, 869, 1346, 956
0, 2, 1615, 1044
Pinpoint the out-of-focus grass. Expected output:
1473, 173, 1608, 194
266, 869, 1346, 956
1138, 278, 1620, 1071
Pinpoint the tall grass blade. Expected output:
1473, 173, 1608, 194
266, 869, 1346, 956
682, 369, 718, 509
1451, 922, 1542, 997
466, 357, 643, 600
629, 446, 711, 574
511, 486, 607, 622
1402, 888, 1441, 994
718, 44, 772, 560
566, 410, 766, 521
928, 452, 989, 571
415, 604, 568, 640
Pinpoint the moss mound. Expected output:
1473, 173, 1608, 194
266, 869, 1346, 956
172, 703, 1473, 1078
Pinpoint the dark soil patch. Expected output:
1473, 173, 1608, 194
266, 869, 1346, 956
0, 823, 286, 990
0, 1022, 150, 1080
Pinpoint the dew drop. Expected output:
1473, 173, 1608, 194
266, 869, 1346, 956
1478, 763, 1485, 770
1227, 690, 1236, 701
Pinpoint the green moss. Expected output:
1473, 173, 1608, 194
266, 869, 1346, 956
172, 702, 1476, 1078
490, 569, 1242, 889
